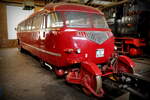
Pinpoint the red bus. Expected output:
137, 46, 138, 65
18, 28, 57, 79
17, 3, 135, 97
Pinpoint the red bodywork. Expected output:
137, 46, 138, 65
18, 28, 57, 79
17, 3, 135, 97
115, 37, 146, 56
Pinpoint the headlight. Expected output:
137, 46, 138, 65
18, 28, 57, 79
114, 46, 117, 50
76, 48, 81, 54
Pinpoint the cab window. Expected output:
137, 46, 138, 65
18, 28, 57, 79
64, 12, 91, 28
64, 12, 109, 28
92, 14, 108, 28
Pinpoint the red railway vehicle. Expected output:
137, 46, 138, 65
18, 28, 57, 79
16, 3, 135, 97
115, 37, 146, 56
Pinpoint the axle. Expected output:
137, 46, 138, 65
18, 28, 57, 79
104, 73, 150, 100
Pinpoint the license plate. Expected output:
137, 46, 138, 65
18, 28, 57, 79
96, 49, 104, 57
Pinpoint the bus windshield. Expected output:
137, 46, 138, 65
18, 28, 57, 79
64, 12, 108, 28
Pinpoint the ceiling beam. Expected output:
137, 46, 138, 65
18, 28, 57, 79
101, 0, 128, 9
89, 0, 128, 10
85, 0, 94, 5
0, 0, 45, 7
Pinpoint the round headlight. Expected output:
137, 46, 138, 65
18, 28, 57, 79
114, 46, 117, 50
76, 49, 81, 54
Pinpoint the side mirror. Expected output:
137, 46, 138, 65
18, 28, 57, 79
15, 27, 17, 31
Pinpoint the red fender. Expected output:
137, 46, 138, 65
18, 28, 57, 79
66, 61, 104, 97
113, 55, 135, 73
118, 56, 135, 68
81, 61, 104, 97
81, 61, 102, 76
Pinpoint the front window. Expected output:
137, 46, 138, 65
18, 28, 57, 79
64, 12, 91, 28
92, 13, 108, 28
64, 12, 108, 28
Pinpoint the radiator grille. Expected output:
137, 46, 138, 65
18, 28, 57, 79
77, 31, 109, 44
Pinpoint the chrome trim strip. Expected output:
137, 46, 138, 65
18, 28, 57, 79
22, 42, 61, 57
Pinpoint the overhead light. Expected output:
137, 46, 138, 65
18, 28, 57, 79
23, 1, 35, 10
92, 0, 112, 5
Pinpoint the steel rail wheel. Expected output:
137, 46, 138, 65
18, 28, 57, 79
114, 60, 134, 74
112, 56, 135, 81
112, 56, 135, 74
82, 73, 104, 97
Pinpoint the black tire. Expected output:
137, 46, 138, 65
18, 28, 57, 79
40, 59, 46, 67
18, 46, 25, 53
17, 39, 23, 53
39, 59, 52, 71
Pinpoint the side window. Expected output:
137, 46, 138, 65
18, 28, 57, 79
23, 22, 26, 31
51, 13, 57, 27
32, 16, 36, 30
17, 25, 20, 32
36, 15, 43, 29
28, 18, 32, 30
43, 15, 46, 29
25, 20, 30, 31
47, 14, 51, 28
33, 16, 38, 30
41, 14, 46, 29
47, 12, 63, 28
32, 15, 43, 30
25, 20, 28, 31
53, 12, 63, 27
20, 22, 25, 31
20, 23, 22, 31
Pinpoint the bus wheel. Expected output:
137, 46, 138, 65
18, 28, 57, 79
18, 39, 24, 53
40, 59, 46, 67
18, 47, 24, 53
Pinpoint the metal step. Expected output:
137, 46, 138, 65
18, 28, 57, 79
115, 42, 123, 44
117, 51, 129, 54
117, 47, 122, 49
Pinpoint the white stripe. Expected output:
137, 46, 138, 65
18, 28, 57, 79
22, 42, 61, 57
45, 63, 53, 70
73, 37, 87, 40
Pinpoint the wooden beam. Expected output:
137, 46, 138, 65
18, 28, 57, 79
103, 0, 128, 8
0, 0, 45, 7
85, 0, 93, 5
90, 0, 128, 10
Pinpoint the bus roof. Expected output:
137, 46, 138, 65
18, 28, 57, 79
44, 3, 103, 14
18, 3, 104, 25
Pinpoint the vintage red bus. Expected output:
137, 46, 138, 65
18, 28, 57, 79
17, 3, 135, 97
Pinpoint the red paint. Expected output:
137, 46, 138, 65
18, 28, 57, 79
115, 37, 146, 56
81, 61, 102, 76
55, 69, 65, 77
44, 3, 103, 15
17, 3, 135, 97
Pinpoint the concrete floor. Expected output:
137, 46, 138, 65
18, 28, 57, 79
132, 58, 150, 77
0, 48, 98, 100
0, 48, 150, 100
